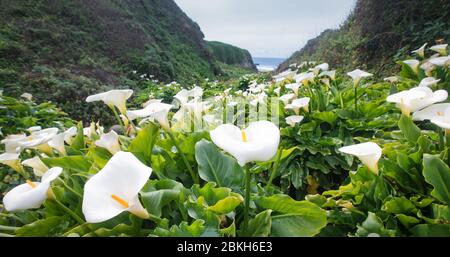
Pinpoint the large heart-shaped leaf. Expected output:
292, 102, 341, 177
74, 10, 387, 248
195, 139, 244, 190
255, 194, 327, 237
423, 154, 450, 204
128, 123, 159, 165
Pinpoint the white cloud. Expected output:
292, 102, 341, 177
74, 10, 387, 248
175, 0, 356, 58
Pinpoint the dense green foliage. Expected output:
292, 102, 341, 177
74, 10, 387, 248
0, 0, 256, 122
279, 0, 450, 75
207, 41, 257, 70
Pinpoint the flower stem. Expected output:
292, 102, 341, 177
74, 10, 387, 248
57, 178, 83, 199
242, 164, 252, 234
354, 85, 358, 112
165, 129, 199, 184
147, 213, 163, 223
110, 106, 126, 135
0, 233, 14, 237
439, 128, 445, 151
266, 149, 282, 189
53, 199, 85, 225
0, 225, 18, 232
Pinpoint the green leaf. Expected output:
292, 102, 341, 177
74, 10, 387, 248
16, 216, 71, 236
208, 195, 243, 214
42, 156, 92, 173
398, 115, 421, 144
219, 221, 236, 237
242, 210, 272, 237
410, 224, 450, 237
423, 154, 450, 204
87, 147, 112, 169
312, 111, 338, 125
70, 121, 85, 151
128, 123, 159, 165
141, 189, 180, 217
153, 219, 207, 237
255, 194, 327, 237
355, 212, 396, 237
382, 197, 417, 215
195, 139, 244, 190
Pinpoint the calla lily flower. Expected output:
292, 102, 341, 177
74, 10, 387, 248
429, 56, 450, 67
347, 69, 373, 86
285, 97, 310, 115
0, 153, 24, 173
64, 126, 78, 145
94, 131, 121, 155
339, 142, 382, 174
285, 115, 304, 127
418, 77, 440, 87
430, 44, 448, 56
142, 98, 162, 108
249, 92, 267, 107
86, 89, 133, 115
27, 126, 42, 132
19, 128, 59, 154
273, 87, 281, 96
384, 76, 399, 83
295, 72, 315, 85
3, 167, 62, 212
412, 103, 450, 121
210, 121, 280, 166
412, 43, 427, 58
311, 63, 329, 75
22, 156, 49, 176
386, 87, 448, 116
279, 93, 296, 105
127, 102, 173, 130
1, 134, 26, 153
403, 60, 420, 73
285, 83, 301, 95
273, 70, 296, 82
174, 87, 203, 106
319, 70, 336, 81
48, 133, 67, 155
20, 93, 33, 101
82, 151, 152, 223
430, 106, 450, 130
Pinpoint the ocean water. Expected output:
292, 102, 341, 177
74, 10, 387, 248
253, 57, 286, 72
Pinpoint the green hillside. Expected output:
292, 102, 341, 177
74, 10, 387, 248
207, 41, 257, 70
279, 0, 450, 75
0, 0, 225, 121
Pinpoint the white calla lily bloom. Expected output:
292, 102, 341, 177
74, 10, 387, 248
273, 87, 281, 96
412, 103, 450, 121
82, 151, 152, 223
3, 167, 63, 212
0, 153, 24, 173
403, 60, 420, 73
1, 134, 27, 153
285, 83, 301, 95
285, 97, 310, 115
285, 115, 304, 127
19, 128, 59, 154
127, 102, 173, 130
430, 44, 448, 56
94, 131, 121, 155
210, 121, 280, 166
430, 106, 450, 130
86, 89, 133, 114
319, 70, 336, 81
412, 43, 427, 58
27, 126, 42, 132
386, 87, 448, 116
20, 93, 33, 101
22, 156, 49, 176
48, 133, 67, 155
64, 126, 78, 145
339, 142, 382, 174
418, 77, 440, 87
384, 76, 399, 83
347, 69, 373, 85
429, 56, 450, 67
279, 93, 296, 105
295, 72, 315, 85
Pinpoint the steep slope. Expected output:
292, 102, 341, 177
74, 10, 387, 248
279, 0, 450, 75
0, 0, 222, 120
207, 41, 257, 70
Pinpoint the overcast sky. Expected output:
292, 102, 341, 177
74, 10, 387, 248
175, 0, 356, 58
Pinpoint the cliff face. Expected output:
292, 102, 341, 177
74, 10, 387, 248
0, 0, 223, 120
207, 41, 257, 71
279, 0, 450, 74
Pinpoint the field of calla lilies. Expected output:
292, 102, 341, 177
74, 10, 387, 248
0, 43, 449, 237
